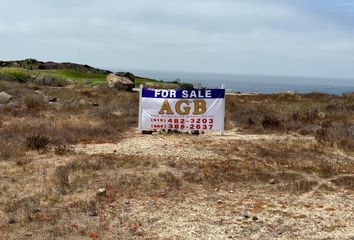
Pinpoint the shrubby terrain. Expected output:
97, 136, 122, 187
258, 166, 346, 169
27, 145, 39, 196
0, 70, 353, 239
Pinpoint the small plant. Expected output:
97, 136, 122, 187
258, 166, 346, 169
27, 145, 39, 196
158, 170, 182, 188
25, 134, 49, 152
262, 116, 281, 129
22, 93, 47, 111
54, 145, 70, 156
33, 74, 68, 87
53, 166, 70, 194
0, 141, 24, 160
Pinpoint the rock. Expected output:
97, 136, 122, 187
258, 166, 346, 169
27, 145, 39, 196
33, 208, 41, 213
217, 200, 223, 204
115, 72, 135, 82
8, 217, 17, 224
89, 101, 99, 107
25, 232, 33, 237
107, 73, 135, 91
96, 188, 107, 197
136, 229, 144, 236
252, 216, 259, 221
269, 179, 276, 184
78, 99, 87, 105
5, 101, 18, 109
0, 92, 13, 104
88, 211, 97, 217
48, 97, 58, 103
111, 110, 123, 117
236, 216, 244, 221
243, 213, 251, 219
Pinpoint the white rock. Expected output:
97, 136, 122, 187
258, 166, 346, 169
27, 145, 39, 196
0, 92, 13, 104
96, 188, 107, 197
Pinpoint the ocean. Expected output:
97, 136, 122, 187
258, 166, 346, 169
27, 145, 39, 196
113, 69, 354, 95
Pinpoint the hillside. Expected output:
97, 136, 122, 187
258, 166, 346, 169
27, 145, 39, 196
0, 59, 186, 88
0, 59, 111, 75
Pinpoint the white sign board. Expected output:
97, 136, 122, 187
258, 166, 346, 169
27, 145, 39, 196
139, 88, 225, 132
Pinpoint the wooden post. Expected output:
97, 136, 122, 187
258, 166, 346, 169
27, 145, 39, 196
138, 84, 143, 133
220, 84, 226, 136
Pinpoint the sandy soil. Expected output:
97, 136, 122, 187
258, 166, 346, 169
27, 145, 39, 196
1, 129, 353, 240
75, 129, 314, 159
71, 129, 354, 240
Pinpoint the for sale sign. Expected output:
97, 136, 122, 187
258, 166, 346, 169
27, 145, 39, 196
140, 88, 225, 132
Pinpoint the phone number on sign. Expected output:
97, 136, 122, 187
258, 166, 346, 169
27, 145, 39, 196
150, 117, 214, 130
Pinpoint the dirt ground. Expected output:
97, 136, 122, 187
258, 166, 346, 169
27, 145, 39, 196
1, 128, 353, 240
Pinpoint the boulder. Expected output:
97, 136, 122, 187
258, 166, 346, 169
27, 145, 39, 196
115, 72, 135, 82
0, 92, 13, 104
107, 73, 135, 91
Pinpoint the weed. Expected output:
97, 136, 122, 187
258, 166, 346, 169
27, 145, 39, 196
54, 145, 71, 156
262, 116, 282, 129
53, 166, 70, 195
0, 140, 24, 160
25, 134, 49, 152
22, 93, 47, 111
158, 170, 182, 188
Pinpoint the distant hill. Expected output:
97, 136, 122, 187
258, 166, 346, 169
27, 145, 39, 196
0, 58, 112, 75
0, 59, 192, 88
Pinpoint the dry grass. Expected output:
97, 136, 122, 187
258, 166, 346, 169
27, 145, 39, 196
226, 93, 354, 152
0, 83, 138, 160
1, 80, 353, 239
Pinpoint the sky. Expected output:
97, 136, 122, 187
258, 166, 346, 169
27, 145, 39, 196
1, 0, 354, 79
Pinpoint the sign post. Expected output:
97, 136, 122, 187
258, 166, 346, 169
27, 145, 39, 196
138, 84, 143, 133
220, 84, 226, 136
138, 88, 225, 133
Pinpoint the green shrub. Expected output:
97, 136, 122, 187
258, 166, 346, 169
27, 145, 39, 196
0, 68, 31, 83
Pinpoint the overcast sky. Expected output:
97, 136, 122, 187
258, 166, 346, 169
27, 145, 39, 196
1, 0, 354, 79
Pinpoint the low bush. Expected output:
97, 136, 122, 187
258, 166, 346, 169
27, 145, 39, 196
53, 166, 70, 194
315, 124, 354, 151
0, 68, 32, 83
33, 74, 68, 87
22, 93, 47, 111
25, 134, 49, 152
0, 140, 25, 160
262, 116, 282, 129
54, 145, 71, 156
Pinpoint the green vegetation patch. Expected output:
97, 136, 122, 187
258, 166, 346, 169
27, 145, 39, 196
34, 69, 107, 84
0, 68, 32, 83
0, 67, 192, 89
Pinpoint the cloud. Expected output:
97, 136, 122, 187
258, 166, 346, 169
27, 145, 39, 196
0, 0, 354, 78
